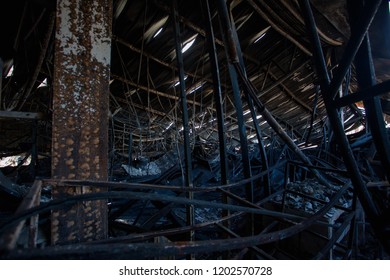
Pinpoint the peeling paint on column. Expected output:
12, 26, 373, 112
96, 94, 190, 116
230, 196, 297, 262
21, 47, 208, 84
51, 0, 112, 245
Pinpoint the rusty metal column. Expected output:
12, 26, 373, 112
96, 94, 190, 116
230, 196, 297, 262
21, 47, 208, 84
51, 0, 112, 244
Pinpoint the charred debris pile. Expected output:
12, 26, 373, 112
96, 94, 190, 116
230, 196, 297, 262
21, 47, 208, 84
1, 131, 388, 259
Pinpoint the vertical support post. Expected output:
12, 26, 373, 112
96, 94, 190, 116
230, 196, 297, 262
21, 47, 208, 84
128, 132, 133, 167
28, 187, 41, 249
203, 0, 231, 241
51, 0, 112, 244
172, 0, 195, 246
216, 0, 253, 203
228, 6, 270, 196
248, 102, 270, 196
203, 0, 229, 187
346, 191, 358, 259
30, 120, 38, 180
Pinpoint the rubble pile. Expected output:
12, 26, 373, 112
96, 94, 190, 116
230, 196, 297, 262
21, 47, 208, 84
274, 179, 353, 218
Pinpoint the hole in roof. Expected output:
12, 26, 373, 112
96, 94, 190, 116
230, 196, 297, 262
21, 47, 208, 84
174, 75, 188, 87
144, 16, 169, 42
252, 26, 271, 44
0, 154, 31, 168
153, 27, 163, 38
114, 0, 128, 19
6, 65, 14, 77
187, 81, 206, 94
182, 37, 196, 53
254, 32, 267, 43
38, 78, 48, 88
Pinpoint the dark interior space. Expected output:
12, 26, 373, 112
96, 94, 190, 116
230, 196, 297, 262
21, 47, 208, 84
0, 0, 389, 259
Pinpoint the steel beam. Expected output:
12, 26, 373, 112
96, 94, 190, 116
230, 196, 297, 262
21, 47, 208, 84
246, 0, 312, 56
51, 0, 112, 244
222, 13, 329, 187
216, 0, 253, 204
0, 111, 44, 120
228, 7, 270, 196
113, 36, 222, 90
155, 1, 261, 67
172, 0, 194, 246
2, 184, 350, 259
334, 80, 390, 108
111, 74, 202, 107
350, 0, 390, 180
326, 0, 382, 100
234, 65, 331, 188
203, 2, 232, 246
298, 0, 390, 252
203, 0, 229, 186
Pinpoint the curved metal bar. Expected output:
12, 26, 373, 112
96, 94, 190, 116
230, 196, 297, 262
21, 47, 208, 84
0, 188, 325, 237
335, 80, 390, 108
298, 0, 390, 253
1, 184, 350, 259
233, 62, 331, 188
43, 160, 287, 193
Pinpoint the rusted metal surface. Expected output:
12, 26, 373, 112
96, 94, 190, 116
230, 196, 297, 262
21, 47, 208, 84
51, 0, 112, 245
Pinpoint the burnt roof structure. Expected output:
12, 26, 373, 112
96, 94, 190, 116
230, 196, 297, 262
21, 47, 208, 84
0, 0, 389, 259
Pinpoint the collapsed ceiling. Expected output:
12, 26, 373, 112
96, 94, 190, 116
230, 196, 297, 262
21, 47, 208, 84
0, 0, 389, 259
0, 0, 389, 152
